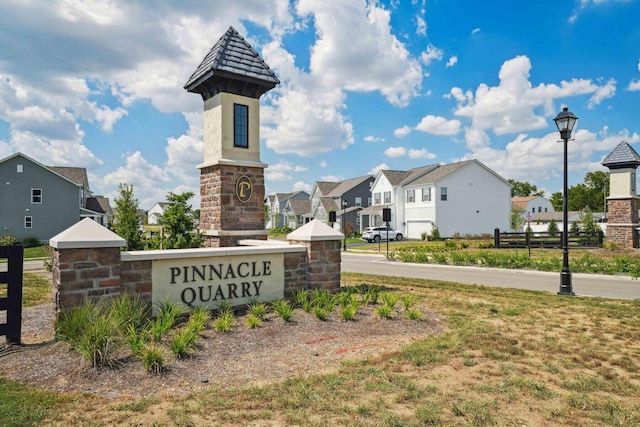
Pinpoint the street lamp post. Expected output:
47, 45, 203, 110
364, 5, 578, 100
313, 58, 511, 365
342, 200, 348, 251
554, 106, 578, 296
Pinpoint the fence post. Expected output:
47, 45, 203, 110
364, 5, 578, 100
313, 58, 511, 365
0, 245, 24, 345
494, 228, 500, 248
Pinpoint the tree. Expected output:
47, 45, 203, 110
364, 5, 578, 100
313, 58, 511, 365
550, 172, 610, 212
158, 192, 202, 249
547, 219, 559, 236
509, 205, 525, 231
508, 179, 544, 198
113, 184, 143, 250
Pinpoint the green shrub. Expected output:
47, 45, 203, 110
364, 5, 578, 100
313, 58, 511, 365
406, 308, 424, 321
0, 235, 19, 246
311, 289, 337, 312
151, 299, 186, 341
127, 324, 147, 359
21, 236, 41, 248
380, 292, 399, 309
292, 289, 310, 308
75, 314, 123, 368
186, 306, 211, 332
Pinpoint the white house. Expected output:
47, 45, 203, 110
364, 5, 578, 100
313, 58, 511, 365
147, 202, 170, 225
359, 159, 511, 239
512, 195, 555, 231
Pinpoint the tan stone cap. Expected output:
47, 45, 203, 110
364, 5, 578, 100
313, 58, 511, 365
287, 219, 344, 242
49, 218, 126, 249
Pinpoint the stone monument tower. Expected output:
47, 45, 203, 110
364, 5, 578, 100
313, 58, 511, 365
602, 141, 640, 248
184, 27, 279, 247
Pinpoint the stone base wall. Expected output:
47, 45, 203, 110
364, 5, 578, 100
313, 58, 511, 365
120, 259, 153, 302
52, 247, 122, 311
200, 164, 265, 248
52, 238, 341, 312
290, 239, 342, 291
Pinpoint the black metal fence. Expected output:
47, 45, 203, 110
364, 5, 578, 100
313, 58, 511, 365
494, 228, 603, 249
0, 245, 24, 345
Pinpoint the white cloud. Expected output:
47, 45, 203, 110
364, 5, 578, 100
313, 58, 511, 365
385, 146, 407, 157
364, 135, 386, 142
415, 115, 461, 135
471, 28, 481, 34
320, 174, 343, 182
452, 55, 615, 149
408, 148, 436, 160
628, 80, 640, 91
319, 160, 327, 167
394, 125, 413, 138
415, 15, 426, 36
420, 44, 443, 66
446, 56, 458, 68
264, 159, 310, 182
292, 181, 312, 193
368, 163, 390, 175
296, 0, 422, 107
587, 78, 616, 108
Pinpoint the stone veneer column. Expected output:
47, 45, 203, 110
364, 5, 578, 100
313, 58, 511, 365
200, 163, 267, 248
49, 218, 126, 312
287, 219, 344, 291
606, 198, 639, 248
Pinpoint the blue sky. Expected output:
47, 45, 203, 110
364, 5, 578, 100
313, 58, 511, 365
1, 0, 639, 210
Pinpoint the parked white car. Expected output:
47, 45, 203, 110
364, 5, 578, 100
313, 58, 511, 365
361, 226, 403, 243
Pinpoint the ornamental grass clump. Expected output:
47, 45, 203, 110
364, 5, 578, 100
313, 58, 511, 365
314, 306, 328, 321
271, 299, 294, 322
245, 314, 262, 329
292, 289, 310, 309
247, 301, 269, 319
311, 289, 337, 312
151, 299, 186, 342
380, 292, 399, 310
375, 304, 394, 320
169, 327, 199, 358
141, 344, 165, 375
213, 311, 235, 333
339, 304, 358, 321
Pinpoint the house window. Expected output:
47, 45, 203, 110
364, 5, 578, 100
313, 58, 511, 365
355, 197, 362, 207
374, 192, 381, 205
632, 172, 636, 192
538, 207, 541, 213
17, 164, 23, 173
31, 188, 42, 204
407, 189, 415, 203
545, 208, 548, 212
234, 103, 249, 148
25, 216, 32, 228
383, 191, 391, 204
440, 187, 447, 201
422, 187, 431, 202
368, 197, 372, 206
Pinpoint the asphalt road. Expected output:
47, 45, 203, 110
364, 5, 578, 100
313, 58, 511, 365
341, 252, 640, 300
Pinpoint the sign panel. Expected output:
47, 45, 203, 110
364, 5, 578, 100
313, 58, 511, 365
152, 252, 284, 311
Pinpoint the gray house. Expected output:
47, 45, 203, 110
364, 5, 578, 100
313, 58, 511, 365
0, 152, 110, 243
265, 191, 310, 229
309, 175, 375, 233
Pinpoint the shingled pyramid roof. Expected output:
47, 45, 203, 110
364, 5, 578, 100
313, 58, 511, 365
184, 26, 279, 100
602, 141, 640, 169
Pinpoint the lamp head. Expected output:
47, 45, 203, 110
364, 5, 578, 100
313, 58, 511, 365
554, 107, 578, 140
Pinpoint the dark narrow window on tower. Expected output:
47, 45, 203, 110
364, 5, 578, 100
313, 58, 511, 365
234, 103, 249, 148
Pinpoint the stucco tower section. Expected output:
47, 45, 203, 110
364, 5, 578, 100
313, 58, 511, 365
184, 26, 280, 247
602, 141, 640, 249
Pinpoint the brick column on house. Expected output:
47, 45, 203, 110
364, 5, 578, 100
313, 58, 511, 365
49, 218, 125, 312
287, 219, 344, 292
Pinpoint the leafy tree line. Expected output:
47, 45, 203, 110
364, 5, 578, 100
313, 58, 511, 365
113, 184, 201, 250
509, 171, 610, 212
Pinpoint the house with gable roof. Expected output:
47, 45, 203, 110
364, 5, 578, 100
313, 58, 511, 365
0, 152, 111, 243
265, 191, 310, 229
308, 175, 375, 232
359, 159, 511, 239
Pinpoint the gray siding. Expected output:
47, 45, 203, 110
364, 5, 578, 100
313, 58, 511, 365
0, 155, 81, 242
